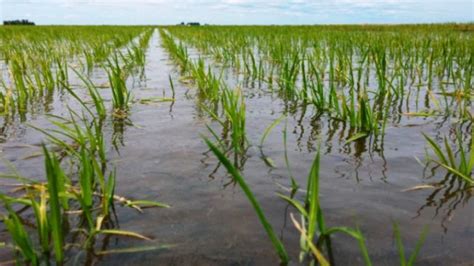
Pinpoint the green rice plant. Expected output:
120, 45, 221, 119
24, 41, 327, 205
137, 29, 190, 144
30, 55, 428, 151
0, 145, 68, 264
190, 58, 222, 102
79, 145, 94, 209
205, 133, 375, 265
3, 203, 39, 265
125, 30, 153, 77
307, 60, 327, 111
289, 213, 330, 266
1, 202, 39, 265
204, 138, 289, 264
282, 118, 299, 197
55, 56, 69, 89
105, 53, 131, 116
423, 130, 474, 184
29, 111, 98, 159
277, 53, 300, 100
278, 145, 429, 265
30, 189, 51, 256
169, 74, 176, 100
8, 59, 29, 114
343, 90, 375, 132
42, 145, 66, 264
334, 87, 389, 142
39, 60, 56, 92
277, 146, 373, 264
67, 67, 106, 120
82, 49, 95, 73
259, 115, 285, 168
160, 30, 190, 73
0, 141, 169, 264
0, 79, 14, 115
372, 45, 388, 96
200, 86, 247, 160
127, 44, 146, 68
393, 223, 429, 266
221, 87, 248, 161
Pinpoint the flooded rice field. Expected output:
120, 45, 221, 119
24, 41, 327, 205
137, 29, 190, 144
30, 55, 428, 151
0, 25, 472, 265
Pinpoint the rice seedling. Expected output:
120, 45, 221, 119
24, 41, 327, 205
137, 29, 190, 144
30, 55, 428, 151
71, 68, 107, 120
393, 223, 429, 266
28, 110, 104, 163
335, 88, 388, 141
43, 145, 66, 263
0, 128, 169, 264
54, 56, 69, 89
221, 87, 247, 155
205, 129, 429, 265
105, 52, 132, 116
203, 138, 289, 264
160, 29, 190, 73
190, 58, 222, 102
1, 202, 39, 264
259, 115, 285, 168
277, 144, 373, 265
169, 74, 176, 100
282, 118, 299, 197
423, 129, 473, 184
203, 86, 248, 167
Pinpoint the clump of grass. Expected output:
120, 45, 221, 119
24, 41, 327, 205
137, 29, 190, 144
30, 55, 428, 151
423, 130, 473, 184
0, 144, 169, 264
393, 223, 429, 266
190, 58, 222, 102
278, 145, 372, 265
221, 87, 247, 156
204, 87, 248, 167
105, 53, 131, 117
334, 88, 389, 142
160, 29, 190, 73
65, 67, 106, 120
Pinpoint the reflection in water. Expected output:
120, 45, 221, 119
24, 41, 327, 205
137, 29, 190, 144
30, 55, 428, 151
112, 117, 133, 152
0, 116, 13, 143
286, 102, 390, 182
202, 144, 250, 183
416, 172, 473, 232
64, 203, 121, 264
416, 124, 473, 231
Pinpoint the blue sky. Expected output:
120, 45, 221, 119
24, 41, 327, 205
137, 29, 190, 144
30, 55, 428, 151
1, 0, 473, 25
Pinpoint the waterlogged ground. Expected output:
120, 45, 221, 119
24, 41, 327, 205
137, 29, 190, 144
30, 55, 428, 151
0, 30, 473, 265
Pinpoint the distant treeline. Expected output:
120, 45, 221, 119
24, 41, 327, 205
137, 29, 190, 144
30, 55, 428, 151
3, 20, 35, 26
179, 22, 201, 26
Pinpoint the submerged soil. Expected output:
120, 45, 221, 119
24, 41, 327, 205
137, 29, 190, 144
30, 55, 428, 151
0, 31, 472, 265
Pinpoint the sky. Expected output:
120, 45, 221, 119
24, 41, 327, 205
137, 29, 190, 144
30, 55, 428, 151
1, 0, 473, 25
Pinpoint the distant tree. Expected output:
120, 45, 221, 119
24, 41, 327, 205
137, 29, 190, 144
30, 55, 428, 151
3, 19, 35, 26
187, 22, 200, 26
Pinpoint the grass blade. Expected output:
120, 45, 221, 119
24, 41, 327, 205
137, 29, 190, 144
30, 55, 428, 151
204, 137, 289, 264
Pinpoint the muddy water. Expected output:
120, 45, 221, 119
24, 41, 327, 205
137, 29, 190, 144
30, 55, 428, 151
0, 31, 473, 265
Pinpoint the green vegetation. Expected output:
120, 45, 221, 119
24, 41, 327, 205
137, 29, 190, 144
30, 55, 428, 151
0, 24, 472, 265
0, 26, 170, 264
205, 133, 430, 265
423, 129, 474, 184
